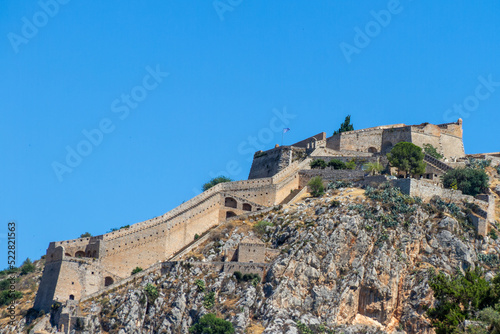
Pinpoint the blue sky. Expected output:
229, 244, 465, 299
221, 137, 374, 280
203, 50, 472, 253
1, 1, 499, 269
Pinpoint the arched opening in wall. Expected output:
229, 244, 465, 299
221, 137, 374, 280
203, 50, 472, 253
226, 211, 237, 219
368, 147, 377, 153
104, 277, 114, 287
69, 295, 74, 300
224, 197, 237, 208
65, 253, 71, 257
382, 141, 393, 154
75, 251, 85, 258
242, 203, 252, 211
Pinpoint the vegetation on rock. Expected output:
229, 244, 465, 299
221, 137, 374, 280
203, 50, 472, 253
308, 176, 324, 197
310, 159, 327, 169
427, 267, 500, 334
442, 168, 489, 196
423, 143, 443, 160
131, 267, 143, 275
189, 313, 235, 334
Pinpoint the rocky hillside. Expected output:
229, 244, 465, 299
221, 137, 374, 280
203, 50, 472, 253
4, 168, 500, 334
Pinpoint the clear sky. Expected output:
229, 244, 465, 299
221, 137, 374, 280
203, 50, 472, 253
1, 1, 499, 269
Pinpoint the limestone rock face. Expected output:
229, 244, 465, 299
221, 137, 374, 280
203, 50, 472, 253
17, 188, 500, 334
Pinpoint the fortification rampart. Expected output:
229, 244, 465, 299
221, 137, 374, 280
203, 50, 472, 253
35, 119, 472, 313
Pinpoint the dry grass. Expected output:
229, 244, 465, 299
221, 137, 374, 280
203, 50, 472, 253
246, 322, 265, 334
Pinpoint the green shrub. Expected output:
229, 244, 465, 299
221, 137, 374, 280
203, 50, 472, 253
144, 283, 158, 303
363, 162, 384, 175
253, 220, 273, 235
189, 313, 235, 334
345, 159, 356, 170
330, 200, 341, 208
310, 159, 327, 169
195, 279, 205, 292
427, 267, 498, 334
194, 233, 200, 240
233, 271, 242, 281
131, 267, 143, 275
442, 168, 489, 196
203, 291, 215, 309
489, 230, 498, 240
308, 176, 324, 197
79, 232, 92, 238
20, 258, 35, 275
387, 142, 426, 177
327, 159, 346, 170
0, 290, 23, 306
423, 144, 443, 160
202, 176, 233, 191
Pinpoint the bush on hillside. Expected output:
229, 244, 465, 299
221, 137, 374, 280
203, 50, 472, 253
310, 159, 327, 169
327, 159, 346, 170
308, 176, 324, 197
427, 267, 500, 334
253, 220, 273, 235
442, 168, 488, 196
189, 313, 235, 334
20, 258, 35, 275
131, 267, 143, 275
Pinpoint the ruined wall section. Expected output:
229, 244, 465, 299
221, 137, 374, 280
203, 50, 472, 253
410, 120, 465, 159
290, 132, 326, 150
248, 147, 290, 179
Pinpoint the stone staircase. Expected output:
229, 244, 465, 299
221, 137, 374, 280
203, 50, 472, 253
424, 153, 453, 173
279, 188, 302, 205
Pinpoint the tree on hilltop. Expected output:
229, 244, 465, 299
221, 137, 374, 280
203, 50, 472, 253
333, 115, 354, 135
202, 176, 233, 192
387, 142, 426, 177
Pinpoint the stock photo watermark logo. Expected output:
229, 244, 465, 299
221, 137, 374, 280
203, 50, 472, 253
213, 0, 243, 21
192, 107, 296, 195
443, 75, 500, 122
7, 0, 71, 54
339, 0, 406, 64
52, 65, 169, 182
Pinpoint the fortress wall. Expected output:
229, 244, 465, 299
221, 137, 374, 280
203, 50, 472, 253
101, 193, 224, 278
52, 259, 103, 306
248, 147, 288, 179
34, 248, 63, 311
326, 134, 341, 150
298, 170, 365, 188
439, 133, 465, 158
290, 132, 326, 149
223, 184, 276, 207
381, 127, 412, 154
275, 173, 300, 204
338, 129, 385, 153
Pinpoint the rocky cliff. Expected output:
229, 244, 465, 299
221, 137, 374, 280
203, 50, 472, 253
4, 168, 500, 334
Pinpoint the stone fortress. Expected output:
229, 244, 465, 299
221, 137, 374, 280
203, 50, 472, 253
34, 118, 498, 314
